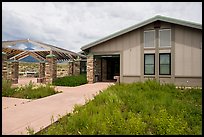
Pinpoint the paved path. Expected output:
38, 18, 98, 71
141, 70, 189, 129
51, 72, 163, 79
2, 82, 113, 135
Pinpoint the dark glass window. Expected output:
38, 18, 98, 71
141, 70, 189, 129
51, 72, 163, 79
159, 53, 171, 75
144, 54, 155, 75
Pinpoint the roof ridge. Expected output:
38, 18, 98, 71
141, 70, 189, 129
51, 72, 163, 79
81, 15, 202, 51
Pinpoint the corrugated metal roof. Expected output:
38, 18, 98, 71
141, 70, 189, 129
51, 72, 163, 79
81, 15, 202, 51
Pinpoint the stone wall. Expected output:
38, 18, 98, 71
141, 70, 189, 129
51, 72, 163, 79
67, 61, 73, 76
37, 62, 46, 83
87, 54, 94, 83
7, 62, 12, 81
73, 60, 80, 76
11, 61, 19, 84
2, 52, 7, 80
45, 55, 57, 83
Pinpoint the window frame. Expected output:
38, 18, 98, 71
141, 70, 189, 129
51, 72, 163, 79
159, 29, 171, 48
159, 53, 171, 75
144, 53, 155, 75
144, 30, 155, 48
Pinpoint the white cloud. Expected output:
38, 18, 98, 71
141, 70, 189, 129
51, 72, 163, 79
2, 2, 202, 52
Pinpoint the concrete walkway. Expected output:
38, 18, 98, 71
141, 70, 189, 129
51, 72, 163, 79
2, 82, 114, 135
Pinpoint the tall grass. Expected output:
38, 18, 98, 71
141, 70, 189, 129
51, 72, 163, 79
2, 79, 16, 97
37, 80, 202, 135
2, 80, 59, 99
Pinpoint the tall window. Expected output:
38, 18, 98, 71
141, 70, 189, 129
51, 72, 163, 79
159, 53, 171, 75
144, 54, 155, 75
159, 29, 171, 47
144, 30, 155, 48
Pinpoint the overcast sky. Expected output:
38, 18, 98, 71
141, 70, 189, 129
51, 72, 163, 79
2, 2, 202, 53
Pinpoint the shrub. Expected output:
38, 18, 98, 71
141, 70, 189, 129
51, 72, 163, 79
2, 80, 59, 99
2, 79, 16, 97
53, 74, 87, 87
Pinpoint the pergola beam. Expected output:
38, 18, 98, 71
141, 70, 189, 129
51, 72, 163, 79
2, 39, 86, 61
9, 50, 45, 62
29, 52, 46, 61
9, 51, 29, 60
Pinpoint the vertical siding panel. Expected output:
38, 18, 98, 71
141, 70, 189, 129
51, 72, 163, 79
122, 35, 126, 51
191, 29, 196, 76
136, 30, 141, 75
134, 30, 139, 75
104, 42, 108, 52
183, 28, 192, 76
132, 47, 137, 75
123, 50, 128, 75
129, 32, 134, 74
175, 26, 202, 77
117, 36, 123, 51
130, 47, 132, 74
125, 33, 130, 50
123, 35, 130, 75
192, 30, 202, 76
109, 40, 114, 52
132, 31, 137, 75
175, 26, 184, 76
115, 38, 119, 51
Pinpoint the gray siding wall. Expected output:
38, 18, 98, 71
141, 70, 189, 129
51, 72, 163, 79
174, 25, 202, 77
90, 29, 141, 83
89, 21, 202, 86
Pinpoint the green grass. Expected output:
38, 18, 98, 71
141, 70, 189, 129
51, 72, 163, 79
52, 74, 87, 87
36, 80, 202, 135
2, 80, 59, 99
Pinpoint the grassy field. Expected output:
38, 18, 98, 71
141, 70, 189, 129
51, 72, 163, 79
36, 80, 202, 135
2, 80, 60, 99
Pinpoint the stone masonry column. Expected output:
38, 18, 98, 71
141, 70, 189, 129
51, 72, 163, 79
37, 61, 45, 83
73, 59, 81, 76
7, 61, 12, 81
67, 60, 73, 76
45, 54, 57, 84
87, 54, 94, 84
11, 60, 19, 84
2, 52, 7, 80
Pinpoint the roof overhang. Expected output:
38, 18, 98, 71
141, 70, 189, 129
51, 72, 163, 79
81, 15, 202, 51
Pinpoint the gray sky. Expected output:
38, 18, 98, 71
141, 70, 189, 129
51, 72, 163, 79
2, 2, 202, 53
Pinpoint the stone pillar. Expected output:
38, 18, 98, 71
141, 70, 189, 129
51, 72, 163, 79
37, 61, 46, 83
2, 52, 7, 80
67, 60, 73, 76
87, 54, 94, 84
45, 54, 57, 84
73, 59, 80, 76
11, 60, 19, 84
7, 61, 12, 81
102, 58, 107, 81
